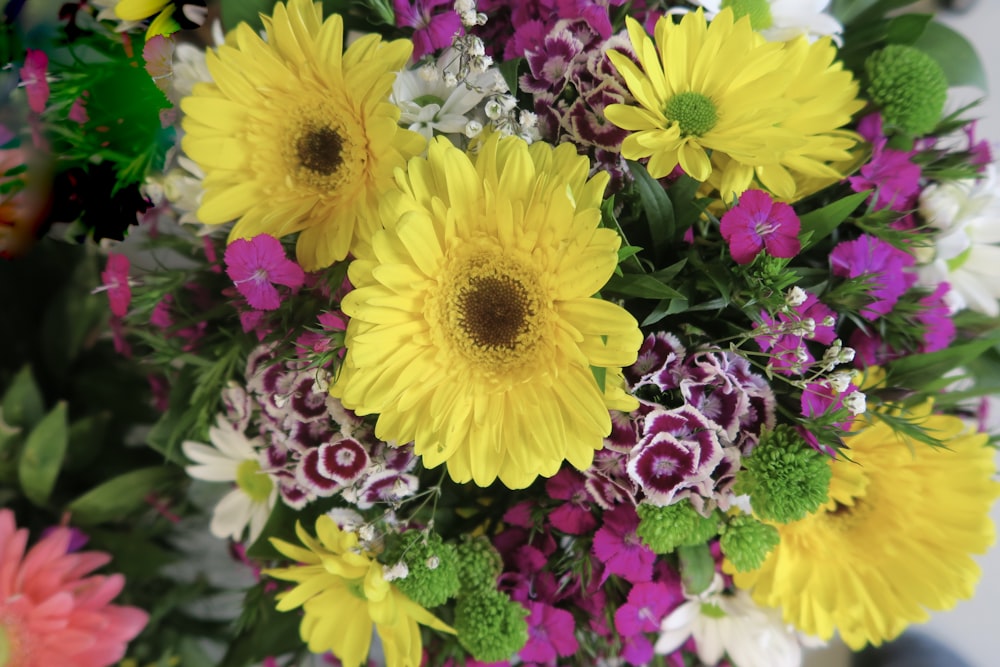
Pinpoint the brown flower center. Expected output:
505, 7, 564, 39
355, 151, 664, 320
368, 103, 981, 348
456, 275, 533, 350
296, 125, 343, 176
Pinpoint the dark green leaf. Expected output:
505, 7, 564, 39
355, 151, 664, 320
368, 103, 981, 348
677, 543, 715, 595
67, 466, 180, 525
18, 401, 68, 506
838, 0, 920, 26
64, 412, 112, 471
498, 58, 524, 97
887, 334, 1000, 392
220, 0, 276, 32
220, 590, 304, 667
627, 160, 674, 261
885, 13, 931, 45
799, 191, 870, 251
591, 365, 607, 394
604, 273, 685, 300
40, 253, 107, 379
0, 431, 23, 485
913, 21, 988, 92
2, 365, 44, 429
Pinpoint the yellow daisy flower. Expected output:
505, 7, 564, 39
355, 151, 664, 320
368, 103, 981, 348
605, 9, 863, 201
265, 516, 454, 667
732, 402, 1000, 650
180, 0, 425, 270
332, 134, 642, 489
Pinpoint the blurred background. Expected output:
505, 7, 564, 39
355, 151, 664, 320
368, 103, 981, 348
807, 3, 1000, 666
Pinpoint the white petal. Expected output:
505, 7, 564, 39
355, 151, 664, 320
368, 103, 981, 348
210, 488, 253, 540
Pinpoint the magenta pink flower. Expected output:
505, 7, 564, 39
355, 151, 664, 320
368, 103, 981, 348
100, 253, 132, 317
519, 601, 578, 662
591, 504, 656, 584
394, 0, 463, 58
0, 510, 149, 667
224, 234, 306, 311
850, 114, 922, 212
19, 50, 50, 113
545, 468, 597, 534
830, 234, 915, 320
720, 189, 801, 265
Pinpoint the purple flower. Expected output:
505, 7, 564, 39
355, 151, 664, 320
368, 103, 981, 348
830, 234, 916, 320
849, 115, 921, 212
521, 27, 585, 95
627, 406, 723, 506
317, 438, 370, 484
614, 580, 683, 637
754, 293, 837, 375
591, 504, 656, 584
545, 469, 597, 535
624, 332, 686, 391
917, 283, 956, 353
100, 253, 131, 317
19, 50, 49, 113
720, 189, 801, 265
224, 234, 306, 311
394, 0, 463, 58
519, 601, 578, 662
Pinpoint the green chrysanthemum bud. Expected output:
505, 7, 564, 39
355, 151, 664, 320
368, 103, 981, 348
454, 590, 529, 662
865, 44, 948, 136
734, 425, 831, 523
455, 535, 503, 594
387, 531, 460, 608
720, 514, 780, 572
636, 501, 722, 554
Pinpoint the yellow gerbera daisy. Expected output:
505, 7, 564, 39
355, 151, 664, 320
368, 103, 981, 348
180, 0, 425, 270
332, 134, 642, 489
605, 9, 863, 201
732, 402, 1000, 650
265, 516, 454, 667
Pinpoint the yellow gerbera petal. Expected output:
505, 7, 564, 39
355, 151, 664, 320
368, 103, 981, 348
733, 404, 1000, 650
180, 0, 425, 270
332, 134, 642, 489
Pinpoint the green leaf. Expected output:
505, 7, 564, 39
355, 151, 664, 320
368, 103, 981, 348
591, 365, 607, 394
838, 0, 920, 26
798, 191, 870, 251
887, 334, 1000, 392
67, 466, 180, 525
219, 0, 276, 32
677, 543, 715, 595
603, 273, 685, 300
627, 160, 674, 261
18, 401, 69, 506
40, 253, 107, 379
0, 431, 23, 485
913, 21, 988, 92
885, 12, 931, 45
64, 412, 112, 471
220, 589, 304, 667
1, 365, 44, 429
498, 57, 524, 96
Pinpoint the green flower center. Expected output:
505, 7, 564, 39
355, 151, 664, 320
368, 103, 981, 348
235, 459, 273, 503
664, 92, 718, 137
946, 245, 972, 272
346, 578, 368, 600
700, 602, 728, 619
722, 0, 774, 30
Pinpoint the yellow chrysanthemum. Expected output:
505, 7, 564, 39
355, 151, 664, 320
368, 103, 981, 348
332, 134, 642, 489
180, 0, 425, 270
605, 9, 863, 201
732, 402, 1000, 650
265, 516, 454, 667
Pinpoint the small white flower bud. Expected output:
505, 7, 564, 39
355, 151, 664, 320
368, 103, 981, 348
464, 119, 483, 137
484, 99, 504, 119
785, 286, 808, 307
359, 524, 376, 542
442, 71, 459, 87
827, 371, 852, 394
845, 391, 867, 415
426, 555, 441, 570
838, 347, 856, 364
383, 561, 409, 581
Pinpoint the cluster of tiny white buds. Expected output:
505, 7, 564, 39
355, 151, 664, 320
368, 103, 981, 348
358, 524, 376, 542
519, 110, 538, 128
785, 286, 808, 308
789, 317, 816, 338
845, 391, 867, 415
820, 339, 856, 371
382, 561, 409, 582
418, 63, 439, 83
442, 70, 459, 87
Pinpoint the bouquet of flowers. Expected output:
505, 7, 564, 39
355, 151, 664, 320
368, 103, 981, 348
4, 0, 1000, 665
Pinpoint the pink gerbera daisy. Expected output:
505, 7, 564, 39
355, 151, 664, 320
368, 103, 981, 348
0, 509, 149, 667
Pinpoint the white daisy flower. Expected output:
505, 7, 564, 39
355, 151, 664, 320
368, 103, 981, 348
917, 164, 1000, 316
182, 417, 277, 544
689, 0, 843, 44
655, 574, 802, 667
391, 49, 505, 144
